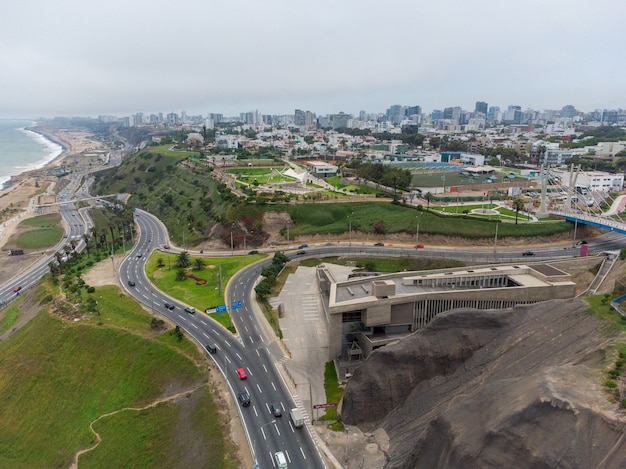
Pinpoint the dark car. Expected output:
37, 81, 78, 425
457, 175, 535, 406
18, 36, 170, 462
522, 251, 535, 256
184, 306, 195, 314
127, 280, 136, 287
164, 302, 175, 310
205, 344, 217, 354
238, 391, 251, 407
374, 242, 384, 247
296, 250, 306, 255
136, 254, 142, 258
298, 244, 308, 249
270, 402, 282, 417
248, 250, 259, 255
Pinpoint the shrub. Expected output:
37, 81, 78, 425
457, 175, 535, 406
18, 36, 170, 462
604, 379, 617, 389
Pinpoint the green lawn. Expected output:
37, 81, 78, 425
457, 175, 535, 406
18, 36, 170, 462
0, 281, 238, 469
145, 252, 266, 329
14, 213, 64, 249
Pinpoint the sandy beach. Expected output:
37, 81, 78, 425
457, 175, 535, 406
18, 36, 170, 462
0, 124, 114, 281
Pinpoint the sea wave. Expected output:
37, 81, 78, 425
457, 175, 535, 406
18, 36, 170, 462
0, 125, 65, 191
20, 127, 64, 170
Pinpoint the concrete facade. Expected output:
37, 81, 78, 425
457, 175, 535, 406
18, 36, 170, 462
318, 263, 577, 364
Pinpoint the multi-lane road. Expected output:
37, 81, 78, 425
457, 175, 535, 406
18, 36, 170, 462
122, 210, 325, 469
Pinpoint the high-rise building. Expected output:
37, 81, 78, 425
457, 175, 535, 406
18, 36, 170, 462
330, 112, 351, 129
406, 106, 421, 122
560, 105, 578, 119
475, 101, 488, 115
294, 109, 306, 126
386, 105, 404, 124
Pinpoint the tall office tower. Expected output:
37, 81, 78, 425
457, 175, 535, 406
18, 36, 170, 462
406, 106, 421, 121
475, 101, 488, 115
560, 105, 578, 119
305, 111, 314, 128
443, 106, 462, 123
431, 110, 443, 120
294, 109, 306, 126
359, 110, 366, 121
487, 106, 500, 118
386, 104, 405, 124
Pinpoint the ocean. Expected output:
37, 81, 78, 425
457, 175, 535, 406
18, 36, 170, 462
0, 119, 64, 190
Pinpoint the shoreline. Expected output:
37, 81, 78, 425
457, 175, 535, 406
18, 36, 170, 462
0, 124, 69, 191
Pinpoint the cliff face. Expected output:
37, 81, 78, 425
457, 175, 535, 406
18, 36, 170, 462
341, 299, 626, 469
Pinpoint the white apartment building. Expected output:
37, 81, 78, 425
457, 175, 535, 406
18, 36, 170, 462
554, 169, 624, 193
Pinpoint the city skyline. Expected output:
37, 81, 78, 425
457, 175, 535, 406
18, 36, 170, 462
1, 0, 625, 119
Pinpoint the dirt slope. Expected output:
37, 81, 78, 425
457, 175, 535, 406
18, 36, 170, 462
341, 299, 626, 469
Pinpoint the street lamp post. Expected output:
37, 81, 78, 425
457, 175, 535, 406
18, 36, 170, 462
348, 211, 354, 247
415, 213, 422, 247
252, 419, 277, 465
494, 220, 500, 257
230, 223, 234, 254
573, 218, 578, 248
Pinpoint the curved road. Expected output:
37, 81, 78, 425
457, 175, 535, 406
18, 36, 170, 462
121, 210, 325, 469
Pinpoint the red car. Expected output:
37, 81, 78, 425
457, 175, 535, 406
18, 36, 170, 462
236, 367, 247, 380
13, 286, 22, 293
414, 244, 425, 249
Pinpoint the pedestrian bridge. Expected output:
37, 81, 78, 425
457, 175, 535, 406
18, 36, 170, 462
550, 209, 626, 235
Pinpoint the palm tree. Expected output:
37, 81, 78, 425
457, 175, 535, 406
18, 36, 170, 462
424, 192, 434, 209
176, 251, 191, 268
175, 268, 188, 281
83, 233, 91, 256
512, 198, 525, 225
193, 258, 206, 270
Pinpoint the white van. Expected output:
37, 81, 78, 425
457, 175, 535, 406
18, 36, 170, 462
274, 451, 288, 468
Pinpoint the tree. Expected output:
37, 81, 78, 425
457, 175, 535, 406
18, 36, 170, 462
156, 257, 165, 268
424, 192, 434, 209
512, 198, 525, 225
176, 251, 191, 268
175, 268, 188, 281
193, 258, 206, 270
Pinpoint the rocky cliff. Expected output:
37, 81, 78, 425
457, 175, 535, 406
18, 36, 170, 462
341, 299, 626, 468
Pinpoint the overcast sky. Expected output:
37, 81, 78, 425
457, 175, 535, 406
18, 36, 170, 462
1, 0, 624, 119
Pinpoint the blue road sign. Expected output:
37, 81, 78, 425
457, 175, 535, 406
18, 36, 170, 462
231, 300, 242, 309
215, 304, 227, 313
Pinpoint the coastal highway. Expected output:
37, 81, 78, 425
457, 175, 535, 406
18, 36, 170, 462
120, 209, 325, 469
0, 172, 93, 306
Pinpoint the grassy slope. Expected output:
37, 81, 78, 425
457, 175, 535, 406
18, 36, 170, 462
265, 202, 572, 239
0, 282, 237, 469
14, 213, 64, 249
91, 149, 228, 246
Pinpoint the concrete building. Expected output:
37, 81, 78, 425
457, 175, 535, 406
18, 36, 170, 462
317, 263, 576, 363
305, 161, 338, 178
554, 169, 624, 193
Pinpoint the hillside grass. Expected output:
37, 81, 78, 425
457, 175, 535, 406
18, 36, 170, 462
13, 213, 64, 249
0, 280, 238, 469
264, 202, 572, 239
